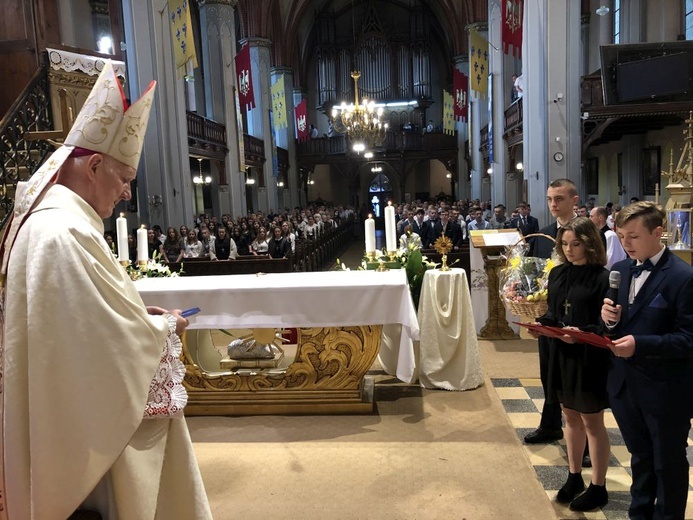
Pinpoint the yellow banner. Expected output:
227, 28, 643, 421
443, 91, 455, 135
271, 75, 287, 129
169, 0, 198, 77
469, 28, 488, 97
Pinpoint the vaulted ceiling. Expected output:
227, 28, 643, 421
236, 0, 487, 81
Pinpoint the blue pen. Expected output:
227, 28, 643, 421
181, 307, 201, 318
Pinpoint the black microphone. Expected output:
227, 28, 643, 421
607, 271, 621, 305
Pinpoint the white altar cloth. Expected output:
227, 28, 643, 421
135, 270, 420, 368
417, 269, 483, 391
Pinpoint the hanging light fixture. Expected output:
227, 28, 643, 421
193, 158, 212, 185
331, 71, 389, 152
330, 1, 388, 152
370, 164, 383, 173
596, 5, 610, 16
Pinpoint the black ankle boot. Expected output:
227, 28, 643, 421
556, 472, 585, 503
569, 483, 608, 511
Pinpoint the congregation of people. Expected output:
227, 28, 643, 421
105, 205, 357, 264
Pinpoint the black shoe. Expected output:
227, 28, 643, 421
556, 472, 585, 503
524, 427, 563, 444
569, 483, 608, 511
582, 453, 592, 468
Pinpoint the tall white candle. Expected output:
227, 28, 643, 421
137, 225, 148, 263
364, 215, 376, 253
116, 213, 128, 263
384, 202, 397, 251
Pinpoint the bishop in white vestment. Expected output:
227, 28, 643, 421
0, 61, 212, 519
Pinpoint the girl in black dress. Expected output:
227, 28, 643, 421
531, 217, 610, 511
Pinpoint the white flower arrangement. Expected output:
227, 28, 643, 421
128, 253, 183, 280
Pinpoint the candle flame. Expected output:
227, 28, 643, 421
388, 201, 392, 206
120, 212, 125, 218
141, 224, 146, 229
368, 214, 373, 219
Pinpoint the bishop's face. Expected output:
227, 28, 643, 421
92, 154, 135, 219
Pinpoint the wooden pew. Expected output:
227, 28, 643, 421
167, 256, 290, 276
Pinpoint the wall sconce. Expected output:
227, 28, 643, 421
486, 167, 493, 174
148, 195, 163, 209
596, 5, 610, 16
246, 177, 256, 185
277, 180, 285, 187
516, 162, 524, 172
445, 172, 452, 179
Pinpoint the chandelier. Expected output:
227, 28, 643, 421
331, 71, 388, 152
193, 158, 212, 185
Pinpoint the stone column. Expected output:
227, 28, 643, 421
468, 23, 489, 202
198, 0, 245, 219
453, 56, 470, 201
244, 37, 277, 213
121, 0, 192, 228
488, 2, 507, 207
523, 0, 581, 226
271, 66, 299, 210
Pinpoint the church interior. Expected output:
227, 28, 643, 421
2, 0, 693, 518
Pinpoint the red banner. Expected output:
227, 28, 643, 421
295, 98, 309, 143
502, 0, 523, 58
453, 68, 468, 122
234, 44, 255, 112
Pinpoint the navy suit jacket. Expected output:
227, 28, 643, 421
607, 248, 693, 416
529, 222, 559, 259
510, 215, 539, 237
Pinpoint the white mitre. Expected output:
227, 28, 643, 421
64, 60, 156, 170
0, 61, 157, 279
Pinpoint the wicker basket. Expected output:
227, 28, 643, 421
505, 299, 549, 318
501, 233, 556, 319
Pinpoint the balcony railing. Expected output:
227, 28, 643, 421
295, 130, 457, 157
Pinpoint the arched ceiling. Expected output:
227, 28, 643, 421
237, 0, 487, 71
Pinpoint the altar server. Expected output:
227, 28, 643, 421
0, 62, 212, 519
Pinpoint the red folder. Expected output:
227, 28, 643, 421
514, 322, 614, 350
513, 322, 568, 339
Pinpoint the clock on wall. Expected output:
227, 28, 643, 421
553, 151, 564, 162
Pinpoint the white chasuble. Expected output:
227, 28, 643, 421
2, 185, 211, 519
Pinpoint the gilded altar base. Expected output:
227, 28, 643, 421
181, 325, 383, 415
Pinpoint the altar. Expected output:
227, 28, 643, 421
136, 270, 419, 415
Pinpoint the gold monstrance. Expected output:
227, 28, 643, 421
433, 235, 453, 271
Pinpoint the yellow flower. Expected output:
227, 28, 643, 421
509, 256, 521, 270
543, 258, 556, 275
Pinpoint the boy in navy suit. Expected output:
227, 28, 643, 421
602, 202, 693, 519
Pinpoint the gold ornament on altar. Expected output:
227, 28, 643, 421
433, 235, 453, 271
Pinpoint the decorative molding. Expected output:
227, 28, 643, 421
198, 0, 237, 7
46, 48, 126, 78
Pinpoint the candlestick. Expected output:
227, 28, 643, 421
384, 202, 397, 252
365, 215, 376, 253
116, 212, 129, 264
137, 225, 148, 265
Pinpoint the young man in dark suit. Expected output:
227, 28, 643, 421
602, 202, 693, 520
525, 179, 578, 444
509, 201, 539, 236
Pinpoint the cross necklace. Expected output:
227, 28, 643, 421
562, 269, 573, 322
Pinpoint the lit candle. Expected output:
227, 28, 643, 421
137, 225, 148, 264
384, 202, 397, 252
365, 215, 376, 253
116, 212, 128, 263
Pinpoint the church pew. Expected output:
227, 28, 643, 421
167, 256, 291, 276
